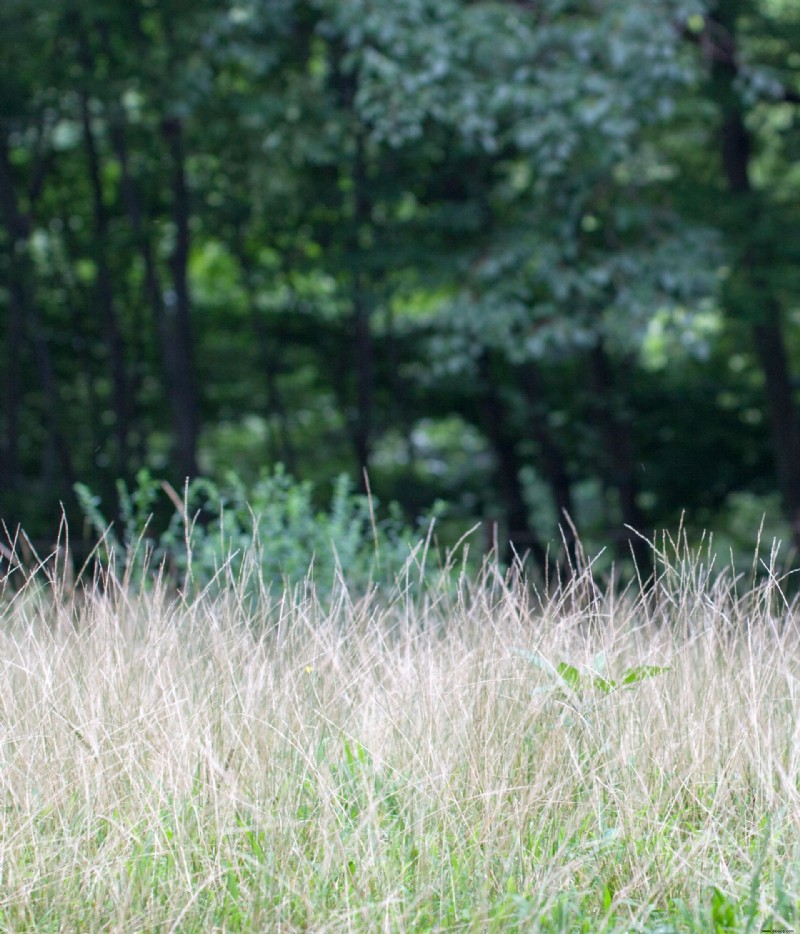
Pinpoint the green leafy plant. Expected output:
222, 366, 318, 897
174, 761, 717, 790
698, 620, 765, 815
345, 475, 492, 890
512, 648, 670, 699
74, 466, 440, 597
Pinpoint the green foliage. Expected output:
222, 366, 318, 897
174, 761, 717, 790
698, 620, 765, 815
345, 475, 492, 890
512, 648, 671, 700
75, 467, 437, 596
4, 0, 800, 578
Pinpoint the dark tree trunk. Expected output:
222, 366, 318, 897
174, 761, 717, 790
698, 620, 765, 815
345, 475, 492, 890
753, 323, 800, 536
328, 48, 375, 485
519, 362, 578, 566
78, 55, 132, 477
1, 249, 24, 493
161, 116, 199, 481
106, 101, 199, 483
710, 13, 800, 547
0, 133, 24, 493
58, 207, 104, 454
255, 309, 297, 473
587, 343, 651, 570
0, 132, 75, 494
384, 302, 417, 473
231, 225, 297, 472
350, 132, 374, 482
0, 229, 23, 493
479, 355, 548, 571
99, 0, 198, 480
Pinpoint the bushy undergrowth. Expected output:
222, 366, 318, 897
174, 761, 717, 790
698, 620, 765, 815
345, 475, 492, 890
0, 530, 798, 931
74, 467, 444, 598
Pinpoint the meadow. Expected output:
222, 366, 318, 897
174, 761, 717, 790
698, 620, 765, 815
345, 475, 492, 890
0, 532, 798, 932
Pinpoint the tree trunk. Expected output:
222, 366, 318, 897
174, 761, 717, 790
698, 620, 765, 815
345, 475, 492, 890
752, 322, 800, 536
0, 132, 75, 495
0, 224, 23, 493
78, 57, 132, 478
479, 355, 548, 571
519, 361, 578, 567
98, 0, 198, 480
106, 103, 200, 482
587, 343, 651, 570
231, 224, 297, 472
329, 48, 375, 484
710, 12, 800, 547
350, 132, 374, 482
161, 116, 199, 481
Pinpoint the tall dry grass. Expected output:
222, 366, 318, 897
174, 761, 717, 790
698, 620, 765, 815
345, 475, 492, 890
0, 532, 798, 931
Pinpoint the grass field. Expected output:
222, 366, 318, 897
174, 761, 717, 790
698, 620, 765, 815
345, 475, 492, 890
0, 534, 798, 931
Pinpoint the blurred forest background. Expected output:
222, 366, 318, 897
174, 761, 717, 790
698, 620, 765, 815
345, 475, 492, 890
2, 0, 800, 574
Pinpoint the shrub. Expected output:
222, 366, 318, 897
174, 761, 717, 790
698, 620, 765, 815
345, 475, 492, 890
74, 466, 444, 597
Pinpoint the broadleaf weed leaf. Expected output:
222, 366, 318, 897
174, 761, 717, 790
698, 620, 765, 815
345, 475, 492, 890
621, 665, 671, 686
556, 662, 582, 691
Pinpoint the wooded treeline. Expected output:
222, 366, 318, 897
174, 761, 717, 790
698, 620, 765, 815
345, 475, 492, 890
2, 0, 800, 570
